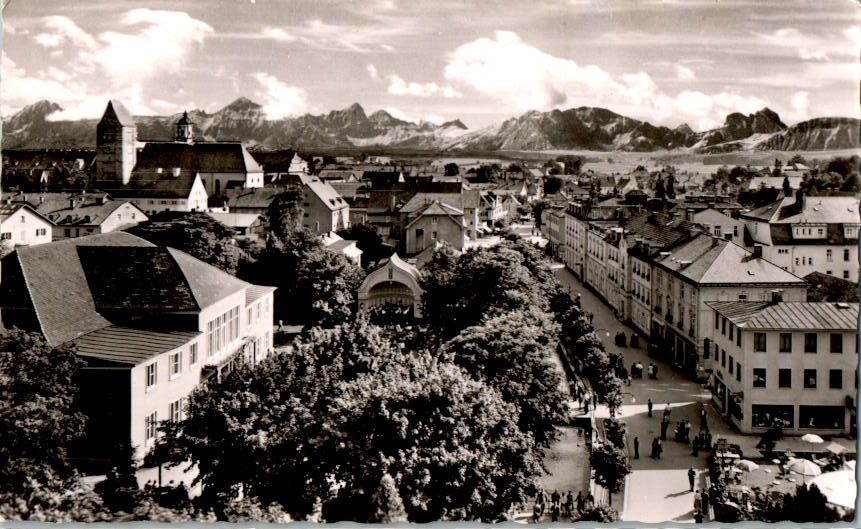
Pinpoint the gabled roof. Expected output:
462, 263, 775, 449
38, 198, 144, 227
623, 211, 693, 251
105, 100, 135, 127
305, 179, 348, 211
245, 284, 276, 306
167, 247, 249, 308
654, 233, 805, 285
133, 141, 262, 174
224, 187, 282, 209
400, 191, 477, 214
405, 200, 465, 230
708, 301, 858, 331
742, 196, 860, 225
0, 203, 52, 225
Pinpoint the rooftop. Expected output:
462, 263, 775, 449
305, 179, 348, 211
74, 326, 201, 365
708, 301, 858, 331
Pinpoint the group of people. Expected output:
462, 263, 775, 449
571, 384, 597, 414
532, 489, 593, 522
692, 487, 711, 522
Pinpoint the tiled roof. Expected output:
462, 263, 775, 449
774, 196, 859, 224
623, 211, 693, 250
167, 247, 249, 308
305, 179, 348, 211
708, 301, 858, 331
224, 187, 282, 209
9, 232, 155, 346
133, 141, 262, 174
245, 284, 276, 306
401, 192, 477, 214
38, 198, 142, 227
206, 212, 261, 229
74, 326, 201, 365
655, 233, 805, 285
106, 171, 201, 199
77, 246, 200, 312
0, 203, 51, 224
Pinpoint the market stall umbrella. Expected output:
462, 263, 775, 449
808, 470, 856, 509
787, 458, 822, 483
824, 441, 848, 455
734, 460, 760, 472
844, 460, 856, 471
801, 433, 825, 452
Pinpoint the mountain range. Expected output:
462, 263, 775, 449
3, 98, 858, 153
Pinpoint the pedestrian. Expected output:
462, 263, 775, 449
660, 418, 669, 440
700, 489, 710, 518
551, 502, 559, 522
551, 489, 560, 508
656, 439, 663, 459
688, 465, 696, 491
634, 436, 640, 459
692, 437, 699, 456
651, 437, 657, 459
653, 363, 659, 378
584, 399, 590, 413
532, 502, 541, 523
664, 402, 671, 417
694, 511, 704, 524
647, 398, 653, 417
576, 491, 584, 513
565, 491, 574, 517
693, 489, 702, 514
592, 393, 598, 409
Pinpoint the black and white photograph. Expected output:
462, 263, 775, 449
0, 0, 858, 524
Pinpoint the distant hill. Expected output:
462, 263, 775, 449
3, 98, 857, 153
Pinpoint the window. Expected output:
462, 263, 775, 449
145, 362, 157, 390
804, 369, 817, 389
20, 215, 25, 223
729, 356, 734, 374
169, 399, 183, 422
207, 307, 239, 357
754, 332, 767, 352
779, 333, 792, 353
844, 271, 850, 279
830, 333, 843, 353
247, 307, 252, 328
809, 257, 814, 265
829, 369, 842, 389
721, 316, 726, 335
145, 411, 158, 442
753, 368, 766, 388
729, 324, 734, 341
733, 226, 739, 237
736, 332, 741, 347
827, 249, 833, 262
714, 225, 722, 236
256, 302, 262, 321
736, 362, 741, 381
721, 348, 726, 368
844, 249, 851, 261
795, 257, 800, 266
804, 333, 817, 353
779, 368, 792, 388
714, 312, 719, 330
190, 343, 198, 366
169, 351, 182, 378
0, 232, 11, 240
432, 216, 438, 225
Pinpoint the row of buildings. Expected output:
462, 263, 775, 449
544, 191, 859, 436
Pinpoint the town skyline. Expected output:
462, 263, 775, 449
3, 0, 859, 130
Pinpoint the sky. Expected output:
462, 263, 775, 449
2, 0, 859, 131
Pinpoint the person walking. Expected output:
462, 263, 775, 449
564, 491, 573, 517
700, 489, 710, 518
655, 438, 662, 459
660, 418, 669, 440
576, 491, 584, 513
634, 436, 640, 459
688, 466, 696, 491
693, 489, 702, 515
532, 502, 541, 523
647, 398, 653, 417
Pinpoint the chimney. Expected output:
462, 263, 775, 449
752, 244, 762, 258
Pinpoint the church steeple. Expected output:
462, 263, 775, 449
174, 111, 194, 143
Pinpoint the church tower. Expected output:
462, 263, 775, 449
174, 111, 194, 143
94, 100, 137, 185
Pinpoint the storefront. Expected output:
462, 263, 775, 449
751, 404, 794, 429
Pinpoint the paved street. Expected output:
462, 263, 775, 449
551, 263, 716, 522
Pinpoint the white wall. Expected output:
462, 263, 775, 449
0, 208, 52, 247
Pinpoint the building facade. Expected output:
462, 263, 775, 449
707, 301, 858, 435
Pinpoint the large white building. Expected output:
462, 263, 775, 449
707, 300, 858, 435
0, 232, 275, 466
739, 193, 860, 282
0, 203, 53, 249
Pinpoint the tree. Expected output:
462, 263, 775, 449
337, 223, 389, 268
782, 175, 792, 196
440, 309, 566, 447
507, 163, 522, 173
266, 188, 304, 241
128, 212, 243, 275
369, 473, 407, 523
654, 177, 666, 200
589, 444, 630, 502
532, 200, 547, 228
665, 173, 676, 198
544, 176, 562, 195
0, 331, 86, 497
444, 162, 460, 176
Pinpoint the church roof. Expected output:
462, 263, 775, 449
177, 111, 193, 125
134, 141, 262, 174
106, 100, 135, 127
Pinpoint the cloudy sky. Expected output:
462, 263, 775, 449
2, 0, 859, 130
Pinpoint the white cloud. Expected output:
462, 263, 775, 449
252, 71, 308, 119
443, 30, 766, 130
675, 64, 696, 81
262, 27, 297, 42
387, 74, 462, 98
367, 64, 379, 80
423, 113, 446, 125
757, 26, 858, 62
380, 44, 396, 53
4, 9, 215, 119
383, 106, 416, 123
786, 90, 810, 122
35, 16, 97, 49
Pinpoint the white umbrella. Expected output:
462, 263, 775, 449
787, 458, 823, 483
801, 433, 825, 444
808, 470, 856, 509
734, 460, 760, 472
824, 441, 848, 455
843, 460, 856, 471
